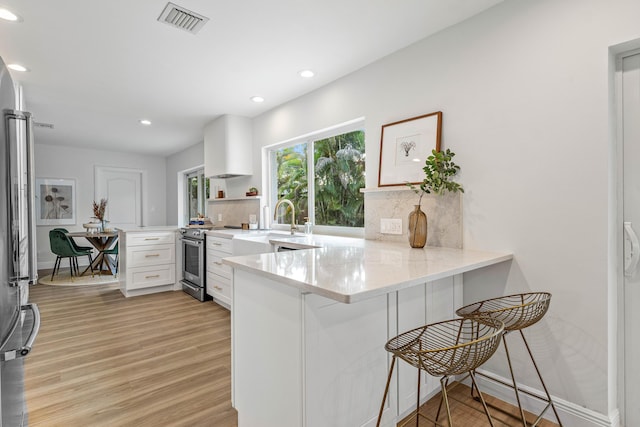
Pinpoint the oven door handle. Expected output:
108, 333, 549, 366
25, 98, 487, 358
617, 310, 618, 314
181, 239, 203, 247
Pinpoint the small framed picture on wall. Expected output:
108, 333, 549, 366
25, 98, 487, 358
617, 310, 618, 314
35, 178, 76, 225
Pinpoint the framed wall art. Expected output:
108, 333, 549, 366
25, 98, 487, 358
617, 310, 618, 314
35, 178, 76, 225
377, 111, 442, 187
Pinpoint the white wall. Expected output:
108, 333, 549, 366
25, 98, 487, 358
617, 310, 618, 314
35, 143, 167, 268
165, 141, 204, 225
244, 0, 640, 422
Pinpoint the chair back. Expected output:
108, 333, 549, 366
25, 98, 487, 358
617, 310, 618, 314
49, 229, 81, 257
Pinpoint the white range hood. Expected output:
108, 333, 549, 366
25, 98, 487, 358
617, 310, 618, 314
204, 114, 253, 179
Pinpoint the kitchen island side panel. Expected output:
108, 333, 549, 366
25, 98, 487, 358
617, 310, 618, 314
233, 269, 304, 427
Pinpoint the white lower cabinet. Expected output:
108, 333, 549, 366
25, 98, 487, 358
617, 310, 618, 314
206, 235, 233, 308
119, 230, 177, 297
206, 271, 231, 307
232, 269, 461, 427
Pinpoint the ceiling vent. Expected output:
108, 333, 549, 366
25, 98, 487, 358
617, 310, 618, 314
157, 2, 209, 34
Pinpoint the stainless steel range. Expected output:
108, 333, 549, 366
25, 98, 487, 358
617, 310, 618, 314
179, 228, 210, 301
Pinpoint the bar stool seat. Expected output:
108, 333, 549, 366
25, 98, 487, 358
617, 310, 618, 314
377, 317, 504, 427
456, 292, 562, 426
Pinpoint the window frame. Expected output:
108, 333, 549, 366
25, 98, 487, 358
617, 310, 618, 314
184, 168, 209, 225
264, 118, 365, 237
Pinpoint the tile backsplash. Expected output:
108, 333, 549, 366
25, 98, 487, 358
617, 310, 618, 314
208, 198, 261, 227
208, 189, 462, 249
364, 188, 462, 248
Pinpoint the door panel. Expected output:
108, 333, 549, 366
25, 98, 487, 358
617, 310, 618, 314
622, 52, 640, 427
95, 167, 142, 229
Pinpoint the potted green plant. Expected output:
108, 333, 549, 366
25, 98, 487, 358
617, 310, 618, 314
407, 148, 464, 248
246, 187, 259, 197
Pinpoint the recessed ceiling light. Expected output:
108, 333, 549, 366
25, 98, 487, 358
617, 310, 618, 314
7, 64, 28, 72
250, 96, 265, 103
298, 70, 315, 78
0, 8, 21, 22
139, 119, 152, 126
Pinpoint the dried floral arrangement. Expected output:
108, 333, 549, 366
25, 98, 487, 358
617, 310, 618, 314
92, 198, 107, 221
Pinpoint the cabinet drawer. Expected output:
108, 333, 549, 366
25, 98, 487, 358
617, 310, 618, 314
206, 251, 232, 278
206, 271, 231, 305
206, 237, 232, 254
127, 232, 175, 246
129, 244, 175, 267
128, 264, 175, 290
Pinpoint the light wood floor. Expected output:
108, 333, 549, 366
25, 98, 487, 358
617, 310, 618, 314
25, 280, 237, 427
26, 277, 559, 427
399, 382, 560, 427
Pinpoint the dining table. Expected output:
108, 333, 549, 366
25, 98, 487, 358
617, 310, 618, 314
66, 231, 118, 276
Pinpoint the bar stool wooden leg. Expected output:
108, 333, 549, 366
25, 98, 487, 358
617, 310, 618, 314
376, 355, 397, 427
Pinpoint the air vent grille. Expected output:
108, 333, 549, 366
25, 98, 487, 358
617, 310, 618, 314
158, 2, 209, 34
33, 122, 54, 129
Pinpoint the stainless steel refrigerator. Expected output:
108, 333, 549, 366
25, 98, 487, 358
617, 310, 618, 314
0, 56, 41, 426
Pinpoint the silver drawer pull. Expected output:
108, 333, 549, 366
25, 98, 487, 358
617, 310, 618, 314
145, 254, 160, 257
144, 237, 160, 240
213, 285, 222, 291
145, 274, 160, 279
210, 242, 222, 246
214, 261, 223, 266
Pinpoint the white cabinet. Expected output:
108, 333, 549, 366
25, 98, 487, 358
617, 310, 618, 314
232, 269, 462, 427
204, 115, 253, 178
206, 236, 233, 308
119, 231, 177, 297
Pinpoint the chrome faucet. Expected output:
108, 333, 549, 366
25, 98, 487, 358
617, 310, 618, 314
274, 199, 297, 235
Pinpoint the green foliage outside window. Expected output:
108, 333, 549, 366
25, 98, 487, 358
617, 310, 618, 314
276, 143, 308, 224
314, 130, 365, 227
274, 129, 365, 228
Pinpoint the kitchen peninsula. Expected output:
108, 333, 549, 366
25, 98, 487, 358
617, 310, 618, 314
224, 239, 512, 427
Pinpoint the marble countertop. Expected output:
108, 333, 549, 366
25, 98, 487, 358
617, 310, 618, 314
224, 240, 513, 304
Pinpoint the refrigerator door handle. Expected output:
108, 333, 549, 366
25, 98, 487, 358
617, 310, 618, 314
5, 109, 38, 285
24, 110, 38, 284
0, 303, 40, 361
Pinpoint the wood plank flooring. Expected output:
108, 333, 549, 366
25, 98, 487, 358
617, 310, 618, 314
399, 382, 560, 426
25, 278, 559, 427
25, 281, 237, 427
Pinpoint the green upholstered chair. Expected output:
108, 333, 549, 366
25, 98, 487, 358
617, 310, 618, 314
49, 229, 93, 280
53, 228, 93, 252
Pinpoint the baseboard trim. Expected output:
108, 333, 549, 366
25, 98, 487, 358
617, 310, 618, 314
472, 369, 620, 427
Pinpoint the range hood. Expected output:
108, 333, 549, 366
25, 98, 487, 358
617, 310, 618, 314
204, 115, 253, 179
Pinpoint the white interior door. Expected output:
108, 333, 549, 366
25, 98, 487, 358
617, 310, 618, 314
95, 166, 142, 229
622, 51, 640, 427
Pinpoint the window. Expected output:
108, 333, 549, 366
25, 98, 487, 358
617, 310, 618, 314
268, 120, 365, 232
185, 169, 210, 223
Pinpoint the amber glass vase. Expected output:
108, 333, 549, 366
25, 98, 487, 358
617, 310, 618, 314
408, 205, 427, 248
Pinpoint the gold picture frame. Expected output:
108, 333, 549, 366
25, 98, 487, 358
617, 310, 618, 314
377, 111, 442, 187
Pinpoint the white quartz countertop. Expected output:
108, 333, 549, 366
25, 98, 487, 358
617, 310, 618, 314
224, 240, 513, 304
118, 226, 179, 233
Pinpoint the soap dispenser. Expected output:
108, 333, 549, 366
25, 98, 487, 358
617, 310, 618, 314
304, 217, 313, 235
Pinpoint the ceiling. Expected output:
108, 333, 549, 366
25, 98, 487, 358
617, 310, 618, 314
0, 0, 503, 157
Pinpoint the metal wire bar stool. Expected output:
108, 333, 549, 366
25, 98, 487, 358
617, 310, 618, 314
456, 292, 562, 427
376, 317, 504, 427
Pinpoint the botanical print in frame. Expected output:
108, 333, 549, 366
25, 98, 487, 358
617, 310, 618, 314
378, 111, 442, 187
35, 178, 76, 225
